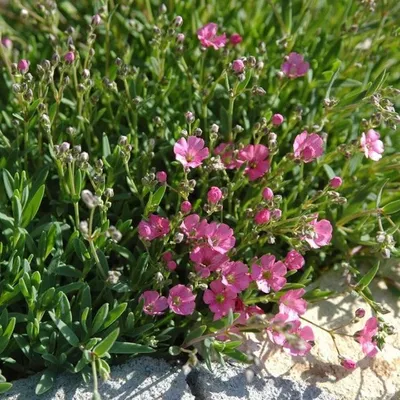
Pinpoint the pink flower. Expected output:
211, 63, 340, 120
262, 187, 274, 201
305, 218, 333, 249
204, 222, 236, 254
341, 358, 357, 370
355, 317, 379, 357
251, 255, 287, 293
267, 313, 298, 346
190, 246, 228, 278
232, 59, 245, 73
17, 59, 29, 74
254, 209, 271, 225
162, 251, 173, 262
293, 131, 324, 163
279, 289, 307, 318
174, 136, 209, 168
235, 298, 264, 325
360, 129, 384, 161
180, 200, 192, 214
281, 52, 309, 79
272, 114, 284, 126
230, 33, 242, 45
180, 214, 201, 238
167, 261, 177, 271
168, 285, 196, 315
1, 37, 12, 49
138, 214, 170, 241
221, 261, 250, 293
238, 144, 270, 181
140, 291, 168, 316
203, 280, 237, 320
156, 171, 167, 183
64, 51, 75, 64
214, 142, 239, 169
208, 186, 223, 204
330, 176, 342, 188
284, 250, 305, 271
197, 23, 226, 50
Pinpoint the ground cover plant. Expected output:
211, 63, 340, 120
0, 0, 399, 398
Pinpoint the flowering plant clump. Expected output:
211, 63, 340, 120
0, 1, 399, 398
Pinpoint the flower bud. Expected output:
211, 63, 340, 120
185, 111, 195, 124
262, 187, 274, 201
330, 176, 343, 188
180, 201, 192, 214
355, 308, 365, 318
211, 123, 219, 133
207, 186, 223, 204
156, 171, 167, 183
254, 209, 270, 225
230, 33, 242, 45
232, 59, 245, 74
59, 142, 70, 153
174, 232, 184, 243
176, 33, 185, 43
91, 14, 101, 26
271, 113, 284, 126
1, 37, 12, 49
105, 188, 114, 198
173, 16, 183, 27
17, 59, 29, 74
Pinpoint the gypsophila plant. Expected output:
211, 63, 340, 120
0, 0, 399, 397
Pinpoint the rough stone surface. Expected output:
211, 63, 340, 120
4, 357, 194, 400
188, 362, 335, 400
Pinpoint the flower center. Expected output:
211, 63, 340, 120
216, 294, 225, 303
263, 271, 272, 280
227, 274, 235, 283
172, 296, 181, 306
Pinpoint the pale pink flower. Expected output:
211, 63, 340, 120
281, 52, 309, 78
156, 171, 167, 183
267, 313, 298, 346
330, 176, 342, 188
203, 280, 237, 320
214, 142, 239, 169
360, 129, 384, 161
180, 200, 192, 214
17, 59, 29, 74
293, 131, 324, 163
254, 209, 270, 225
190, 246, 228, 278
140, 291, 168, 316
272, 209, 282, 220
341, 358, 357, 370
1, 37, 12, 49
355, 317, 379, 357
272, 114, 284, 126
197, 23, 226, 50
174, 136, 209, 168
204, 222, 236, 254
284, 250, 305, 271
221, 261, 250, 293
238, 144, 270, 181
208, 186, 223, 204
232, 59, 245, 73
138, 214, 170, 241
306, 218, 333, 249
168, 285, 196, 315
262, 187, 274, 201
279, 289, 307, 318
230, 33, 242, 45
251, 255, 287, 293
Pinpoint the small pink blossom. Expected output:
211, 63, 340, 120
167, 261, 177, 271
168, 285, 196, 315
138, 214, 170, 241
190, 246, 229, 278
214, 142, 239, 169
180, 214, 201, 238
64, 51, 75, 64
156, 171, 167, 183
272, 114, 284, 126
235, 298, 264, 325
230, 33, 242, 45
305, 218, 333, 249
1, 37, 12, 49
330, 176, 342, 188
251, 255, 287, 293
355, 317, 379, 357
262, 187, 274, 201
281, 52, 309, 79
174, 136, 209, 168
91, 14, 101, 26
180, 200, 192, 214
221, 261, 250, 293
238, 144, 270, 181
271, 209, 282, 220
140, 291, 168, 316
254, 209, 271, 225
360, 129, 384, 161
285, 250, 305, 271
162, 251, 173, 262
203, 280, 237, 320
341, 358, 357, 370
279, 289, 307, 318
232, 59, 245, 73
293, 131, 324, 163
17, 59, 29, 74
208, 186, 223, 204
197, 23, 226, 50
204, 222, 236, 254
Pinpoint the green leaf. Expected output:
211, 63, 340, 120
0, 382, 12, 394
223, 349, 252, 363
383, 199, 400, 215
93, 328, 120, 357
184, 325, 207, 345
2, 170, 14, 199
145, 185, 166, 215
103, 303, 127, 329
356, 262, 380, 291
110, 341, 155, 354
35, 369, 56, 395
102, 132, 111, 158
91, 303, 109, 335
49, 312, 80, 347
366, 69, 387, 96
22, 185, 45, 227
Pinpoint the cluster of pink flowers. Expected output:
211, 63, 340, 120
197, 23, 242, 49
138, 214, 170, 241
